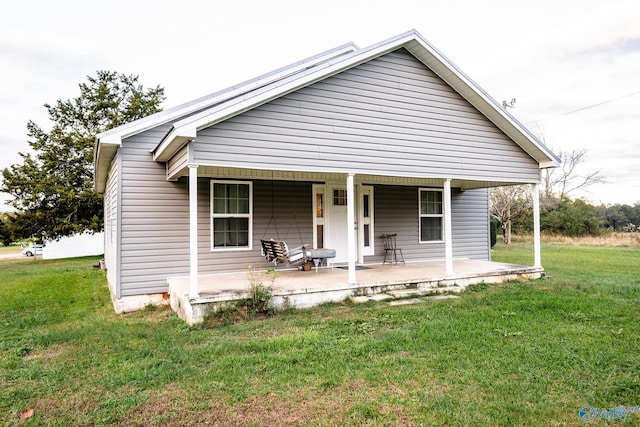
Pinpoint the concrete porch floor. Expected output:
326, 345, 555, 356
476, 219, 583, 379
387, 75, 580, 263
168, 260, 544, 324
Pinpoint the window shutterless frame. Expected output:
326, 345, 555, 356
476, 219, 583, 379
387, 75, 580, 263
210, 180, 253, 251
419, 188, 444, 243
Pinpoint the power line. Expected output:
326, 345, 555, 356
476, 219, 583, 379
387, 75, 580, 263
562, 90, 640, 116
527, 90, 640, 126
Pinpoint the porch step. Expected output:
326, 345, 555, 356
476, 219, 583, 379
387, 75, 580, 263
351, 286, 463, 305
388, 294, 460, 306
388, 298, 424, 306
351, 294, 393, 304
386, 288, 435, 298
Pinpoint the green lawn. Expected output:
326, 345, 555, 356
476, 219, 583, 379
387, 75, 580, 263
1, 243, 639, 426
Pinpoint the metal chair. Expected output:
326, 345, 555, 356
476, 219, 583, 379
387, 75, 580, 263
381, 233, 405, 265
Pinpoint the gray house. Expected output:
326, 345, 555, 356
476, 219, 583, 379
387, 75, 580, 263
95, 30, 559, 316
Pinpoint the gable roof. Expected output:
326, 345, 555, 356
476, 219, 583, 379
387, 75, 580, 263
95, 29, 559, 192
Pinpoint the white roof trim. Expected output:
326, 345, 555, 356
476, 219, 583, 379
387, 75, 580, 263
153, 30, 560, 167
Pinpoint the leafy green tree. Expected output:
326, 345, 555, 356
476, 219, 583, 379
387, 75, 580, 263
541, 198, 603, 236
0, 214, 13, 247
602, 204, 629, 231
601, 203, 640, 232
1, 71, 164, 240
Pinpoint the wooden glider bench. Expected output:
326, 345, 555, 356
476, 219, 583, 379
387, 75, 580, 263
260, 239, 336, 272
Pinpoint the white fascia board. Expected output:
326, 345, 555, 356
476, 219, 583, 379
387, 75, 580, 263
94, 142, 119, 193
97, 132, 123, 146
153, 126, 197, 162
539, 160, 559, 169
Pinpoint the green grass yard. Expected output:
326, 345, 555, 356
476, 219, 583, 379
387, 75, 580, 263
1, 243, 639, 425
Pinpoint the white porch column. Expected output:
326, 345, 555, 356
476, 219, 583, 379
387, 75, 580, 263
188, 164, 199, 299
533, 181, 542, 269
346, 173, 357, 284
444, 178, 454, 275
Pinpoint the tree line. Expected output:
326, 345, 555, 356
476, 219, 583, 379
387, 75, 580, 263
509, 198, 640, 237
491, 148, 638, 243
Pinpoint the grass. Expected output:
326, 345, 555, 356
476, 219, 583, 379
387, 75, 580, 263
511, 231, 640, 248
1, 242, 639, 426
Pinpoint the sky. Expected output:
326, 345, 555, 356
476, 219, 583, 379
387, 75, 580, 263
1, 0, 639, 211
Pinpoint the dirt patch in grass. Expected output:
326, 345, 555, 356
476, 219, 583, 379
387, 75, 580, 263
22, 344, 66, 361
121, 381, 415, 426
28, 386, 136, 423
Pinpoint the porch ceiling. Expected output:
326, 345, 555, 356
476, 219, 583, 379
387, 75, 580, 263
169, 165, 535, 189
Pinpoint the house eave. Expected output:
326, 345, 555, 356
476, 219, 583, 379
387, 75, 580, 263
94, 134, 121, 193
153, 127, 197, 162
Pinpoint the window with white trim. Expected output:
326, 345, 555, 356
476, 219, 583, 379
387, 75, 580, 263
211, 181, 252, 250
419, 188, 443, 242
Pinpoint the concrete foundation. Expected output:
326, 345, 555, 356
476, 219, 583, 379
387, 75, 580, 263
168, 260, 544, 325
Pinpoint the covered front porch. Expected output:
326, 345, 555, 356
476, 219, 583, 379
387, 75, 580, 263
169, 259, 544, 324
165, 164, 547, 324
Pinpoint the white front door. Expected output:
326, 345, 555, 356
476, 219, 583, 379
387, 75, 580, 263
326, 185, 349, 263
312, 183, 375, 264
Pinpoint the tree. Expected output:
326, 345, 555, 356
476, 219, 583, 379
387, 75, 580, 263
541, 198, 603, 236
490, 185, 532, 244
0, 214, 13, 247
1, 71, 165, 241
601, 203, 640, 232
541, 148, 604, 205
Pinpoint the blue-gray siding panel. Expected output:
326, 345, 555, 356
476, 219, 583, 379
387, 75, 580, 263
369, 185, 444, 262
196, 179, 314, 274
103, 151, 119, 295
451, 188, 490, 260
119, 125, 190, 296
367, 185, 488, 263
192, 49, 540, 182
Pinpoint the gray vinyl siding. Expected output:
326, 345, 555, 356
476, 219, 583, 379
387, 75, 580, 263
103, 153, 119, 294
451, 188, 490, 260
194, 181, 487, 273
369, 185, 439, 262
368, 185, 488, 263
192, 48, 539, 182
196, 179, 313, 274
167, 145, 189, 178
118, 172, 315, 294
119, 125, 190, 297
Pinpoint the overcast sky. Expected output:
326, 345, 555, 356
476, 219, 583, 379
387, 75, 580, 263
1, 0, 639, 211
